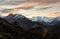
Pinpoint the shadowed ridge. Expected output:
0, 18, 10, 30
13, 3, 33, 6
25, 22, 48, 39
0, 16, 26, 39
0, 17, 10, 25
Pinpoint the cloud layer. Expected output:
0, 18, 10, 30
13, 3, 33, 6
0, 0, 60, 5
0, 0, 60, 18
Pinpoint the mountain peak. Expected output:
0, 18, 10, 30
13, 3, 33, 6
3, 14, 25, 23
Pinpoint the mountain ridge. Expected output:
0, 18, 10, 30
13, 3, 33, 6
0, 14, 60, 39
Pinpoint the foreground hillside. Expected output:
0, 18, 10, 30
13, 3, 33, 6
0, 14, 60, 39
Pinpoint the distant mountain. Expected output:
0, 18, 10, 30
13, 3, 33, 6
30, 16, 60, 31
2, 14, 60, 28
2, 14, 33, 30
30, 16, 60, 25
50, 16, 60, 23
30, 16, 52, 23
3, 14, 24, 23
2, 14, 60, 29
2, 14, 44, 31
30, 16, 53, 26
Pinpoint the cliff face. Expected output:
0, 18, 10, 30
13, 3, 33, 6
0, 14, 60, 39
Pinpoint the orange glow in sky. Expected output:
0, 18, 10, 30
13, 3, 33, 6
47, 13, 60, 17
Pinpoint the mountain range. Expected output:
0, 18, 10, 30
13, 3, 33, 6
0, 14, 60, 39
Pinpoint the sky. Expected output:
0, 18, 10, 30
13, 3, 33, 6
0, 0, 60, 18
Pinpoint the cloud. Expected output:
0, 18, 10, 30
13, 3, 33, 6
47, 13, 60, 17
0, 0, 60, 5
0, 0, 60, 18
36, 6, 53, 10
0, 2, 38, 14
